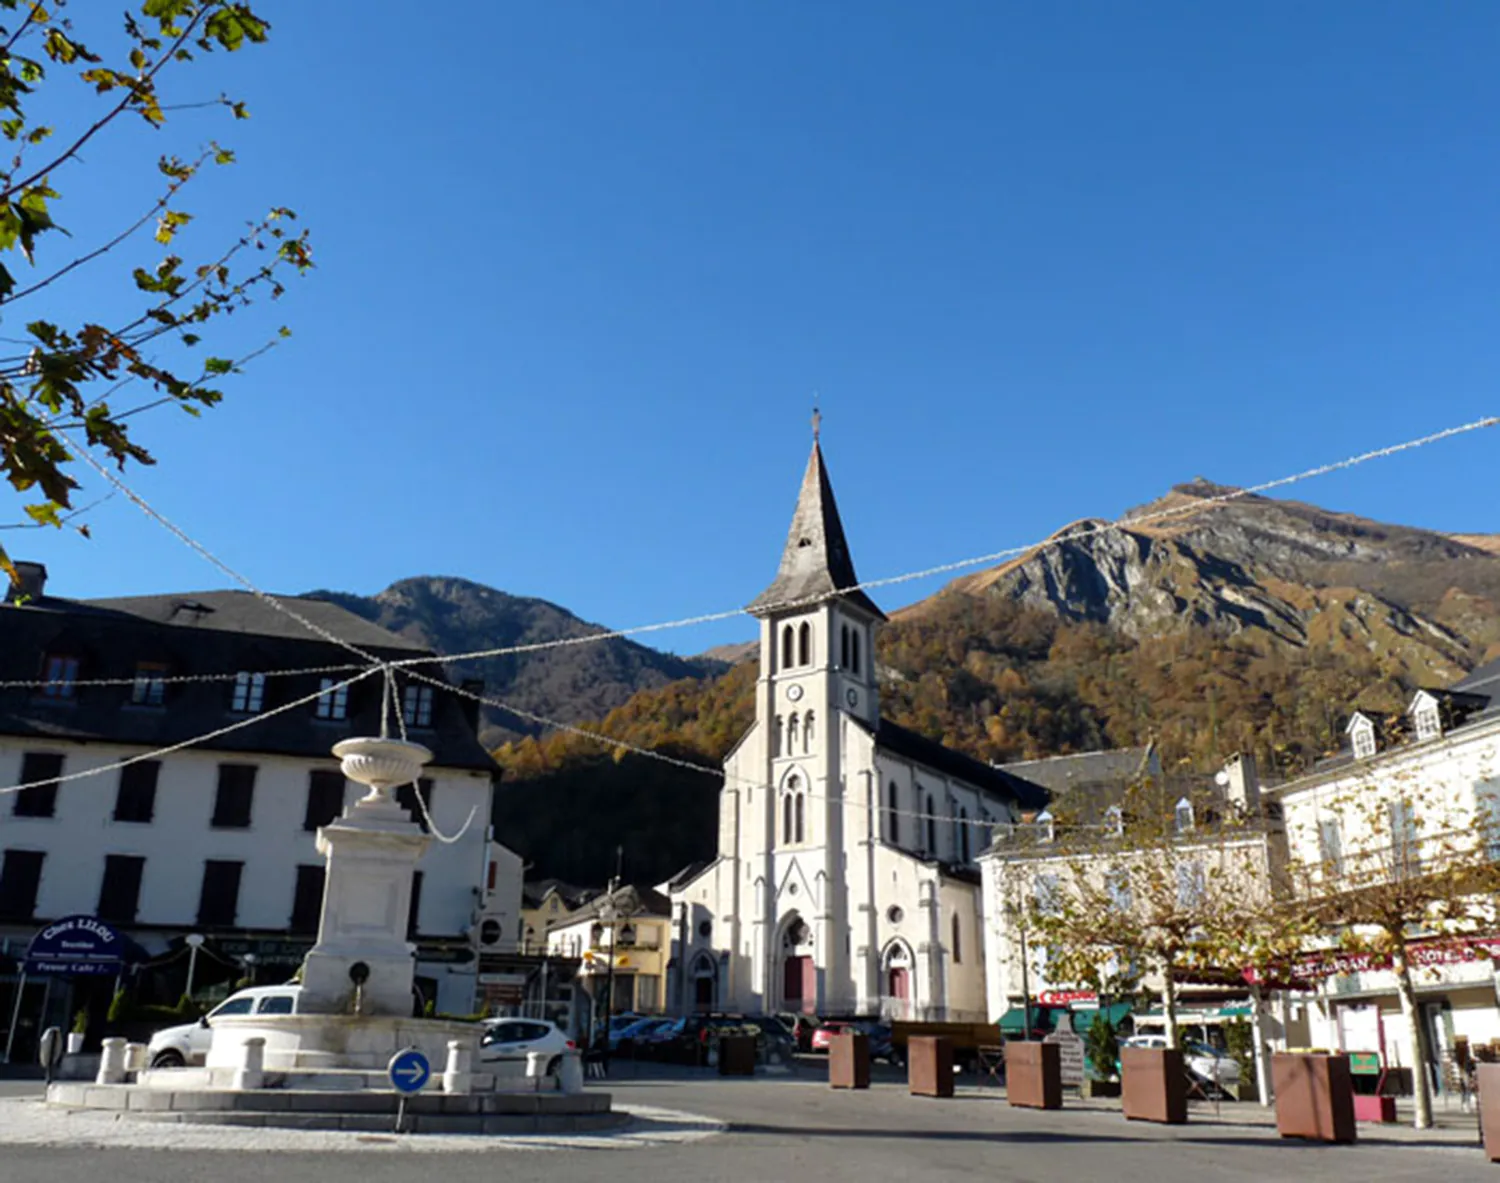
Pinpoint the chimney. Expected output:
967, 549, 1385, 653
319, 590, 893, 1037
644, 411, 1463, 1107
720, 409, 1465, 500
6, 561, 47, 603
1219, 752, 1260, 815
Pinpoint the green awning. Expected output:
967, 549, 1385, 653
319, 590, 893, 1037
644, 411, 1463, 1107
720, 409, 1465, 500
1071, 1002, 1132, 1030
997, 1005, 1054, 1034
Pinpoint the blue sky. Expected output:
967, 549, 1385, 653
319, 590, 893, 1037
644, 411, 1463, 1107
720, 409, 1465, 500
10, 2, 1500, 653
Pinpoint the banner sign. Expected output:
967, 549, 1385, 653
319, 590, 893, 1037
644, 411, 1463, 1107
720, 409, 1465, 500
25, 916, 128, 977
1038, 989, 1098, 1007
1245, 935, 1500, 987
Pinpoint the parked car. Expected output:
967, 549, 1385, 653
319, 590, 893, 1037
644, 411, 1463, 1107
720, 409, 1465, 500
811, 1019, 896, 1062
610, 1016, 674, 1052
1120, 1034, 1241, 1093
477, 1017, 575, 1076
147, 985, 303, 1069
778, 1012, 821, 1052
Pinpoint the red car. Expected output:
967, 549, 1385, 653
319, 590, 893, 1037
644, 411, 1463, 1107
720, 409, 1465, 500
810, 1021, 855, 1052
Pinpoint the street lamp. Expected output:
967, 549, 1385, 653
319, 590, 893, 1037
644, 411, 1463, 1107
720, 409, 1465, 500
184, 934, 205, 1002
596, 892, 618, 1070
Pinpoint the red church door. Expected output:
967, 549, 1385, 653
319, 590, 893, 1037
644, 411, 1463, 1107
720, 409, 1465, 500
888, 966, 910, 1019
784, 955, 815, 1013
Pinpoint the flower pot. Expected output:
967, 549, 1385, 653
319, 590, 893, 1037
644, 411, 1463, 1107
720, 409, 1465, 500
1271, 1053, 1356, 1143
1121, 1047, 1187, 1124
908, 1036, 955, 1098
65, 1032, 85, 1056
829, 1031, 871, 1090
1007, 1040, 1063, 1109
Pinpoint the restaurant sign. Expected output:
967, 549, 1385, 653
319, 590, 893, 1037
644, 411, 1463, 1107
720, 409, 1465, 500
1247, 935, 1500, 986
25, 916, 129, 976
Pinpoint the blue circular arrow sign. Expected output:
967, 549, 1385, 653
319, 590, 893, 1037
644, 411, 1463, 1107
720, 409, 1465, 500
387, 1048, 431, 1095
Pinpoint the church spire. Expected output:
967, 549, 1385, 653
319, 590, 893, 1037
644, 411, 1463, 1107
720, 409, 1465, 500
746, 432, 887, 621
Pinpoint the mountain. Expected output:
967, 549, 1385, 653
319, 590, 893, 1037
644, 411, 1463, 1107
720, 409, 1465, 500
305, 576, 724, 747
490, 483, 1500, 882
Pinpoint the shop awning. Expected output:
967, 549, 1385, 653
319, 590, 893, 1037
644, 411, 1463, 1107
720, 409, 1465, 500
1070, 1002, 1132, 1029
997, 1005, 1058, 1034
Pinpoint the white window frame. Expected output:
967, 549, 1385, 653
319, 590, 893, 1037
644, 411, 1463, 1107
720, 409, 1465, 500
1351, 721, 1376, 759
232, 671, 266, 714
1174, 797, 1194, 834
1413, 699, 1442, 742
403, 683, 434, 728
315, 677, 349, 721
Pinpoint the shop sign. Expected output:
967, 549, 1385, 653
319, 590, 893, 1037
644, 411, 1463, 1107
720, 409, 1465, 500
1038, 989, 1097, 1007
216, 937, 311, 967
25, 915, 127, 976
1247, 935, 1500, 986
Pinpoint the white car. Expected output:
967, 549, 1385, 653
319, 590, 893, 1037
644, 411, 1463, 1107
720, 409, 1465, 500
478, 1017, 574, 1077
1122, 1034, 1241, 1091
147, 985, 303, 1069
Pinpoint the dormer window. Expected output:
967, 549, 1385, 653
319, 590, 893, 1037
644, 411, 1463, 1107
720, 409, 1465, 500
1174, 797, 1195, 834
231, 671, 265, 714
1104, 806, 1124, 837
1036, 809, 1055, 843
314, 677, 349, 721
403, 684, 434, 728
39, 653, 78, 700
1412, 695, 1442, 742
1350, 715, 1377, 759
130, 663, 168, 707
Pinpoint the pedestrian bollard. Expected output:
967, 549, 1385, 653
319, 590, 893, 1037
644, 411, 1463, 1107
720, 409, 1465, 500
124, 1042, 149, 1077
96, 1038, 128, 1085
232, 1037, 265, 1091
442, 1039, 472, 1095
558, 1050, 584, 1095
526, 1051, 552, 1092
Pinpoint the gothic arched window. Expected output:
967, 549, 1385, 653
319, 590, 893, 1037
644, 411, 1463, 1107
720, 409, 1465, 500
798, 621, 811, 666
781, 625, 794, 671
803, 710, 814, 754
773, 715, 783, 758
783, 793, 795, 846
795, 793, 805, 844
887, 781, 900, 843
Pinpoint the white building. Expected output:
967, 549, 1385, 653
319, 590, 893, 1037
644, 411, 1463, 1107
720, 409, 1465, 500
0, 564, 515, 1059
1268, 662, 1500, 1086
668, 438, 1047, 1020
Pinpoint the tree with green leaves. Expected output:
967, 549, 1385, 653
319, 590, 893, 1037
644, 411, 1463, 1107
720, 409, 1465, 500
0, 0, 309, 574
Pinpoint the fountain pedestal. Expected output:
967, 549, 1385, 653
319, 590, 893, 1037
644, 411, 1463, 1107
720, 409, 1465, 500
300, 737, 433, 1016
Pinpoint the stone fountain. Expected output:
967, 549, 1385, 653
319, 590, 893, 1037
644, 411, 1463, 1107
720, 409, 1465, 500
47, 735, 615, 1134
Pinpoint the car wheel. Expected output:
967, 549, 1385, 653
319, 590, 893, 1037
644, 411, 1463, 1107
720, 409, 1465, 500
150, 1049, 186, 1069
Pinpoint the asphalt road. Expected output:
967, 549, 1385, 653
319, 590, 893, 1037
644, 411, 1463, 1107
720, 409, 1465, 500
0, 1075, 1489, 1182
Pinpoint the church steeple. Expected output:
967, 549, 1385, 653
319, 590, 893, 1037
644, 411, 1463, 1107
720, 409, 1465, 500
747, 437, 887, 621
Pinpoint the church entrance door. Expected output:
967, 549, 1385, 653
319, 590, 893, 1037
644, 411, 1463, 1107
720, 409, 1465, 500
783, 955, 815, 1013
887, 966, 911, 1019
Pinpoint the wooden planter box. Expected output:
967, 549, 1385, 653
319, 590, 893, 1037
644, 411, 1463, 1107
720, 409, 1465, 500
717, 1034, 758, 1077
829, 1031, 871, 1089
1121, 1047, 1187, 1124
1007, 1040, 1063, 1109
1272, 1053, 1356, 1143
908, 1035, 955, 1098
1478, 1064, 1500, 1160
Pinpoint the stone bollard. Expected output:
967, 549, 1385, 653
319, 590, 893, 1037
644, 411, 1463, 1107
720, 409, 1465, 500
124, 1042, 149, 1077
558, 1049, 584, 1095
232, 1037, 265, 1091
443, 1039, 473, 1095
526, 1051, 553, 1092
96, 1038, 128, 1085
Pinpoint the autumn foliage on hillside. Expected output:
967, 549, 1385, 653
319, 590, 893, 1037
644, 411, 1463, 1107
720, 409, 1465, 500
492, 595, 1431, 882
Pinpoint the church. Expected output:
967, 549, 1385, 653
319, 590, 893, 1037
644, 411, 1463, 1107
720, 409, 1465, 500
667, 433, 1047, 1021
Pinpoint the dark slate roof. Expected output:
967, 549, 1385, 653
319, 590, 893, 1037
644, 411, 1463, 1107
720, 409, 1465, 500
746, 442, 886, 621
1451, 658, 1500, 712
999, 746, 1159, 797
0, 590, 494, 771
874, 717, 1049, 812
566, 883, 672, 922
664, 859, 715, 892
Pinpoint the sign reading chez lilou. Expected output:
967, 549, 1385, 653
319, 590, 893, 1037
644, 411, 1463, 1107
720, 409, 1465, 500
25, 915, 128, 976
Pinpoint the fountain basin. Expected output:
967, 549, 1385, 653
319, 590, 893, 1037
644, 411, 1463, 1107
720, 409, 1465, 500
205, 1014, 481, 1073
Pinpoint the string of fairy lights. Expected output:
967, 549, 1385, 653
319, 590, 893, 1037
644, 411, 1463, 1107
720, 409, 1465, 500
0, 413, 1495, 835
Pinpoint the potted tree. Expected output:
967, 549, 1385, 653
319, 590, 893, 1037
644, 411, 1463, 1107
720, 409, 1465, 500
1083, 1012, 1121, 1098
67, 1008, 88, 1056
